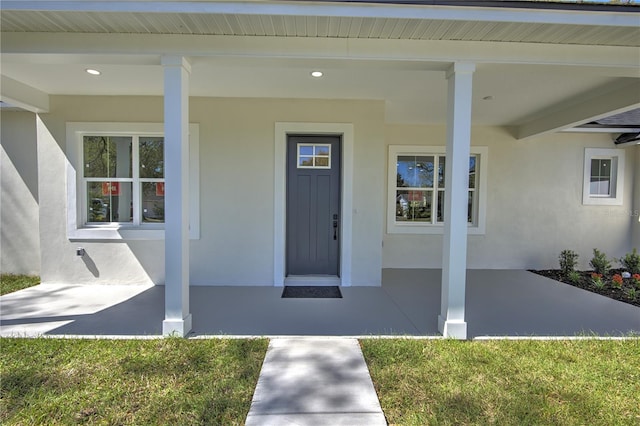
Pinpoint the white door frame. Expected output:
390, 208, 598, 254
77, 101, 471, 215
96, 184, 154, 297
274, 122, 354, 287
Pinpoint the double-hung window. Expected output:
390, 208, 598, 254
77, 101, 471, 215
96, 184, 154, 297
83, 135, 165, 225
388, 145, 487, 234
67, 122, 200, 240
582, 148, 625, 206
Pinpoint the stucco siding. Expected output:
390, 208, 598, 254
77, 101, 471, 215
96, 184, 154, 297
13, 94, 635, 285
1, 111, 41, 275
36, 96, 385, 286
382, 125, 636, 270
633, 146, 640, 251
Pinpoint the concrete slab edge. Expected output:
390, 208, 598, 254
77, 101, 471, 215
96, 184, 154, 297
2, 334, 638, 340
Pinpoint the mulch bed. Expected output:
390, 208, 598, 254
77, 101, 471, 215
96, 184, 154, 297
530, 269, 640, 308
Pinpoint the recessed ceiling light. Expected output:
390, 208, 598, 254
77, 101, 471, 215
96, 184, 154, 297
310, 71, 324, 78
86, 68, 101, 76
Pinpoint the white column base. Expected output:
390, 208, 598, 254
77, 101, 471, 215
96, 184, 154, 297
438, 315, 467, 340
162, 314, 192, 337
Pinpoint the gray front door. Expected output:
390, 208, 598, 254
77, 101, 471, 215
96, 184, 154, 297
287, 135, 341, 276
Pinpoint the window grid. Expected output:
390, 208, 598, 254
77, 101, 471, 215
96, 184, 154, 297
395, 154, 477, 226
82, 135, 164, 226
297, 143, 331, 169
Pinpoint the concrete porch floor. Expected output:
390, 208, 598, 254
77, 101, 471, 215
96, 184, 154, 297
1, 270, 638, 338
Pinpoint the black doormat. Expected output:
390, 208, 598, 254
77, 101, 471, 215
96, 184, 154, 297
282, 286, 342, 299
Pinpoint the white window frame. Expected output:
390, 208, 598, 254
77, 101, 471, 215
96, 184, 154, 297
387, 145, 488, 235
297, 143, 332, 169
582, 148, 625, 206
66, 122, 200, 240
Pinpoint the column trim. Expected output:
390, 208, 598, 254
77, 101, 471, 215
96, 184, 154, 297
439, 62, 475, 340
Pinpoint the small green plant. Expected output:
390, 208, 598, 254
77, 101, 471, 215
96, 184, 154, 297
591, 273, 605, 289
589, 249, 611, 275
632, 274, 640, 288
559, 250, 579, 276
567, 270, 581, 283
626, 287, 637, 301
619, 248, 640, 274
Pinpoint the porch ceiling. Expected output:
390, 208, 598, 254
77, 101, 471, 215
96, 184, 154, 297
1, 1, 639, 135
2, 10, 638, 47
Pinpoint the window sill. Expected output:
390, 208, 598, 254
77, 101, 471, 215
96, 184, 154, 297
388, 223, 486, 235
68, 226, 199, 241
582, 197, 623, 206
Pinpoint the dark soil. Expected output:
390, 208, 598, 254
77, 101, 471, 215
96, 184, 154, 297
530, 269, 640, 308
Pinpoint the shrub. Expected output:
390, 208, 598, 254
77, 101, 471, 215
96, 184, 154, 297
627, 287, 637, 301
568, 271, 581, 283
589, 249, 611, 275
632, 274, 640, 288
619, 248, 640, 275
559, 250, 579, 276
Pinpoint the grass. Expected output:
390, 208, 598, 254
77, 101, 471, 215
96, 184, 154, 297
0, 274, 40, 296
361, 339, 640, 425
0, 338, 268, 425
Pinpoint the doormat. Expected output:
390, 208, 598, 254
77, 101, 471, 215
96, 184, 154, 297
282, 286, 342, 299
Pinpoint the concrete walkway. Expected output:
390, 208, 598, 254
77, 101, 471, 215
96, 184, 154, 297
245, 338, 387, 426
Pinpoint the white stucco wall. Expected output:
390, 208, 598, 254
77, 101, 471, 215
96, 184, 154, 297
382, 125, 637, 270
36, 96, 385, 286
1, 111, 41, 275
633, 146, 640, 251
17, 94, 636, 285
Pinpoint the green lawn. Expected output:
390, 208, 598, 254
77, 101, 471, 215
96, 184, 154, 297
0, 338, 268, 425
361, 339, 640, 426
0, 274, 40, 296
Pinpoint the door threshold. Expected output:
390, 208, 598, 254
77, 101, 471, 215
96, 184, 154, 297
285, 275, 341, 286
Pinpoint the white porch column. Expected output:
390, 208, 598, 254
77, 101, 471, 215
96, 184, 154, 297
162, 56, 192, 337
439, 62, 475, 340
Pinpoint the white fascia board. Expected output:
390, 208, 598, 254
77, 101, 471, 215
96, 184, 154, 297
3, 32, 640, 71
0, 75, 49, 113
3, 1, 639, 27
517, 81, 640, 140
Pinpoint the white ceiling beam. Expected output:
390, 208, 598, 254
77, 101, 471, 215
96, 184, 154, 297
3, 1, 639, 27
0, 75, 50, 113
516, 81, 640, 140
2, 33, 639, 72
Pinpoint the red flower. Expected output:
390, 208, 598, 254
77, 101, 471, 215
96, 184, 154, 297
612, 274, 623, 287
591, 273, 603, 279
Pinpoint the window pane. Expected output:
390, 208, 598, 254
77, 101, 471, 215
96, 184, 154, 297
396, 190, 431, 222
139, 137, 164, 178
299, 145, 313, 156
469, 156, 476, 189
299, 157, 314, 167
315, 157, 329, 167
86, 181, 133, 223
590, 159, 612, 196
315, 145, 330, 156
438, 157, 445, 187
397, 156, 433, 188
83, 136, 132, 178
415, 156, 434, 188
437, 190, 445, 223
468, 191, 474, 223
141, 182, 165, 223
396, 156, 414, 187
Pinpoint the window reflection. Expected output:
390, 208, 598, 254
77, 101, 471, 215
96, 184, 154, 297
87, 182, 133, 223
